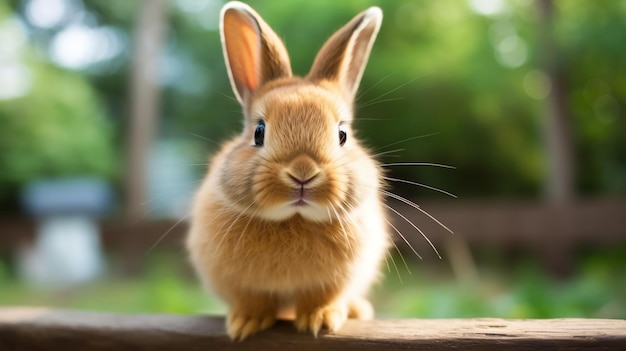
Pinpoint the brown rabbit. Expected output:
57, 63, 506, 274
187, 1, 389, 340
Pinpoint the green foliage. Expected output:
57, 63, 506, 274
374, 250, 626, 319
0, 250, 623, 319
0, 5, 117, 200
0, 253, 224, 314
0, 66, 117, 189
557, 2, 626, 193
3, 0, 625, 203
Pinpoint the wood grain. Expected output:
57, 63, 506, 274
1, 308, 624, 350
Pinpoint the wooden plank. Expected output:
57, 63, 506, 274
1, 308, 624, 350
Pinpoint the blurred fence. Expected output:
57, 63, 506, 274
2, 198, 624, 276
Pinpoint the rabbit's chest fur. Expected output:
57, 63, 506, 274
189, 194, 387, 295
218, 208, 356, 288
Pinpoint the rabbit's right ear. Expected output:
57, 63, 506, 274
308, 7, 382, 101
220, 1, 292, 105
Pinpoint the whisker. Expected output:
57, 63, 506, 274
357, 71, 395, 100
136, 196, 179, 220
386, 218, 421, 261
373, 132, 440, 153
372, 148, 405, 159
360, 75, 424, 107
386, 219, 416, 274
353, 118, 390, 121
135, 178, 203, 209
382, 201, 441, 259
133, 208, 155, 225
330, 204, 353, 256
392, 240, 411, 276
213, 201, 256, 256
359, 97, 405, 108
217, 90, 238, 103
144, 215, 189, 256
384, 190, 454, 235
189, 133, 220, 146
384, 191, 454, 235
381, 162, 456, 169
384, 251, 391, 273
337, 204, 362, 243
382, 202, 434, 259
233, 207, 261, 260
383, 176, 457, 198
386, 248, 403, 285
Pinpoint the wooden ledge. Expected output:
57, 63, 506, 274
1, 307, 625, 350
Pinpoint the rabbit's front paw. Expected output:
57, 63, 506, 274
295, 303, 348, 336
227, 308, 276, 341
348, 297, 374, 319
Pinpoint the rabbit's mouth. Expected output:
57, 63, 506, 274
293, 198, 308, 207
291, 184, 311, 207
290, 191, 314, 208
253, 161, 346, 222
257, 198, 329, 223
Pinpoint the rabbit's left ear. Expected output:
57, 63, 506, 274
220, 1, 292, 104
307, 7, 382, 100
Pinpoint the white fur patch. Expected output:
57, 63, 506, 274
259, 201, 331, 223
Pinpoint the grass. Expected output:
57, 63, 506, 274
0, 249, 624, 319
0, 253, 225, 315
375, 251, 625, 319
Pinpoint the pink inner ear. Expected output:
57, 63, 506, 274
224, 10, 261, 95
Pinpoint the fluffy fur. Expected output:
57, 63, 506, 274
186, 1, 389, 340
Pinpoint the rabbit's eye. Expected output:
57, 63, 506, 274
254, 121, 265, 146
339, 125, 347, 146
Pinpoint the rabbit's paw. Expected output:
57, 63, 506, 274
295, 303, 347, 337
348, 297, 374, 319
227, 309, 276, 341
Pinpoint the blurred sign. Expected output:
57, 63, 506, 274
18, 177, 112, 289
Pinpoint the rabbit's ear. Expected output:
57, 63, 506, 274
308, 7, 382, 100
220, 2, 292, 104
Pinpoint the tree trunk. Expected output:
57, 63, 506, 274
537, 0, 576, 204
124, 0, 168, 221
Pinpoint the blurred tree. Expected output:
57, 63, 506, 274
537, 0, 575, 203
555, 1, 626, 195
2, 0, 625, 213
124, 0, 168, 220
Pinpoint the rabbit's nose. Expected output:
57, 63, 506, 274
286, 154, 321, 186
288, 174, 318, 186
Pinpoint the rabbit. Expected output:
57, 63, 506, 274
186, 1, 389, 340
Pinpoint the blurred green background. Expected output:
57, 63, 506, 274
0, 0, 624, 320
